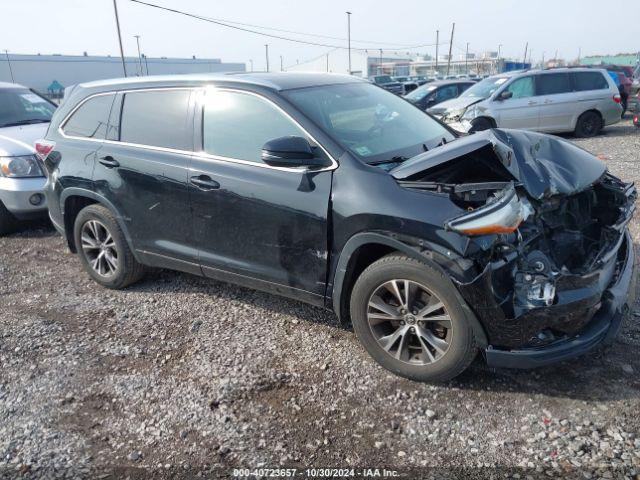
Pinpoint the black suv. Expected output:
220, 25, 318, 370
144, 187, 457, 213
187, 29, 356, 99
40, 73, 635, 382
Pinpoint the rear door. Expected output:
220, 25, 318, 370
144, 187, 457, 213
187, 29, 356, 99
92, 88, 199, 272
189, 87, 334, 304
493, 75, 540, 129
535, 72, 575, 132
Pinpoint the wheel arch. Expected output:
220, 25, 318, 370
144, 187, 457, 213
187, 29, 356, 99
575, 108, 604, 130
331, 232, 488, 347
60, 188, 138, 259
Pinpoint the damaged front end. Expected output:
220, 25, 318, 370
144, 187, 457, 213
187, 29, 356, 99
393, 129, 636, 368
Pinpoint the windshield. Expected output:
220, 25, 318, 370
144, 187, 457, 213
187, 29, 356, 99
405, 85, 437, 102
0, 88, 55, 128
460, 76, 510, 99
373, 75, 393, 84
283, 82, 455, 165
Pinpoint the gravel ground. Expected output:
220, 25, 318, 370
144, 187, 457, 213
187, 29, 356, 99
1, 118, 640, 480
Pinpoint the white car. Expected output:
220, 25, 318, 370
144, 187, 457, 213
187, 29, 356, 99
0, 82, 56, 234
428, 68, 623, 137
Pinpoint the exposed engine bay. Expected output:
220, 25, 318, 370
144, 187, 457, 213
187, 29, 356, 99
392, 128, 636, 347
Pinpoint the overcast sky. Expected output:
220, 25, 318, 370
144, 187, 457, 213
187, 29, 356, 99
2, 0, 638, 69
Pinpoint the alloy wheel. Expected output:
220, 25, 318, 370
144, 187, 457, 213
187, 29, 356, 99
367, 279, 452, 365
80, 220, 119, 277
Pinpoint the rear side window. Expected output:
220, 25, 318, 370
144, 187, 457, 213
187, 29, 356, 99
536, 73, 571, 95
120, 90, 192, 150
572, 72, 608, 91
202, 90, 307, 164
63, 94, 115, 139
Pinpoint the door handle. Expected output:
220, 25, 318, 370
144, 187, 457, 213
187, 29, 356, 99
544, 99, 553, 104
98, 155, 120, 168
190, 175, 220, 191
528, 100, 538, 106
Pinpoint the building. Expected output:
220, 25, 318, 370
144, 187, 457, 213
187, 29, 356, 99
0, 53, 245, 93
581, 54, 640, 67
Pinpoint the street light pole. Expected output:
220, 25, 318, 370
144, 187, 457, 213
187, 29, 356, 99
379, 49, 383, 75
280, 55, 283, 72
346, 11, 352, 74
435, 30, 439, 74
265, 44, 269, 72
249, 59, 253, 72
465, 42, 469, 75
4, 50, 14, 83
134, 35, 143, 76
112, 0, 127, 77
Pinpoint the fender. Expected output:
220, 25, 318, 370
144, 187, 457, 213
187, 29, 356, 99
59, 187, 141, 262
331, 231, 488, 347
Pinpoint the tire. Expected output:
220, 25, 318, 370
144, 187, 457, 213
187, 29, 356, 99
349, 254, 477, 382
73, 204, 145, 289
574, 111, 602, 138
469, 117, 493, 133
0, 200, 19, 236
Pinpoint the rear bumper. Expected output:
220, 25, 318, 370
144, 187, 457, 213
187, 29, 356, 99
485, 231, 635, 369
0, 177, 48, 219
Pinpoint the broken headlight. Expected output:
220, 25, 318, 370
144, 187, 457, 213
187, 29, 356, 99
445, 184, 533, 236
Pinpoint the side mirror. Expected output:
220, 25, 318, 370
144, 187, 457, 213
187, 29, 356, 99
497, 91, 513, 101
261, 136, 327, 168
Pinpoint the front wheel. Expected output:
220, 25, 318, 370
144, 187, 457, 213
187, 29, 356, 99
73, 204, 145, 289
0, 200, 18, 236
468, 117, 493, 133
349, 254, 478, 382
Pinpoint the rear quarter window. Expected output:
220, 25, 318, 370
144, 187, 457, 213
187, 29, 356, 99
572, 72, 609, 91
63, 94, 116, 139
536, 73, 571, 95
119, 90, 192, 151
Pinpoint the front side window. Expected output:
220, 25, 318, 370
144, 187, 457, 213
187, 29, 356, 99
461, 76, 509, 99
63, 94, 115, 139
572, 72, 608, 91
435, 85, 459, 102
405, 85, 437, 102
283, 82, 455, 164
505, 76, 535, 99
202, 90, 307, 163
536, 73, 571, 96
120, 90, 192, 150
0, 88, 56, 128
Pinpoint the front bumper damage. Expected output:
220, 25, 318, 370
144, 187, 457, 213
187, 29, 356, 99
482, 231, 635, 368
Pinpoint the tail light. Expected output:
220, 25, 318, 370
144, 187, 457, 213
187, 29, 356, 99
634, 115, 639, 124
613, 94, 621, 104
34, 139, 56, 161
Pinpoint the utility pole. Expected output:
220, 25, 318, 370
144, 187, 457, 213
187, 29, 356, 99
264, 44, 269, 72
346, 11, 352, 74
497, 44, 502, 74
541, 51, 546, 69
134, 35, 143, 76
112, 0, 127, 77
249, 59, 253, 72
435, 30, 439, 74
326, 53, 329, 72
465, 42, 469, 74
577, 47, 581, 65
3, 50, 14, 83
446, 23, 455, 76
280, 55, 283, 72
142, 53, 149, 75
379, 49, 383, 75
522, 42, 528, 67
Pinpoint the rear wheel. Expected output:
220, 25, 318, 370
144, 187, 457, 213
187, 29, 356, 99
574, 111, 602, 138
0, 200, 18, 236
73, 204, 145, 289
350, 254, 477, 382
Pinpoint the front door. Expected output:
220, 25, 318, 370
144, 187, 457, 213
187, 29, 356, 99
494, 75, 540, 129
189, 88, 333, 304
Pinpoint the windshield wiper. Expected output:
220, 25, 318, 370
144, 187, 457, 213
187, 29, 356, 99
367, 155, 408, 166
0, 119, 50, 128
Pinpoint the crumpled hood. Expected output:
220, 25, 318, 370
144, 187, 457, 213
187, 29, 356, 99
427, 96, 483, 116
391, 128, 607, 200
0, 123, 49, 156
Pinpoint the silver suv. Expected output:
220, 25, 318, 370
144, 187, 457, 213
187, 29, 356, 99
0, 82, 56, 234
429, 68, 623, 137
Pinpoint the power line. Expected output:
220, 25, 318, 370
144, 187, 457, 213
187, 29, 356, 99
129, 0, 440, 52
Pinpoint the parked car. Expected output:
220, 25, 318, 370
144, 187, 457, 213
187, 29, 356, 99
0, 82, 56, 234
430, 68, 622, 137
370, 75, 404, 95
404, 80, 475, 111
41, 73, 635, 382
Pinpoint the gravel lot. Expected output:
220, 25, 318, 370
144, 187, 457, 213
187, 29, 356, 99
1, 118, 640, 479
